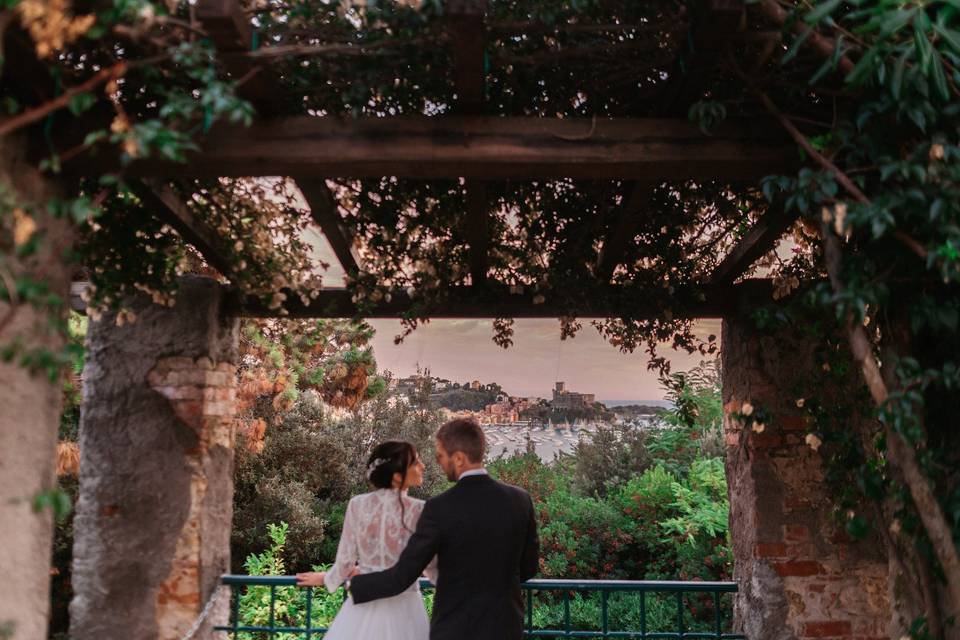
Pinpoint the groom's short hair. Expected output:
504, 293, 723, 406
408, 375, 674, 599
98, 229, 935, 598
436, 418, 485, 463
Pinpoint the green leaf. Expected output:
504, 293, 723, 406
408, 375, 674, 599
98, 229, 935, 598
83, 130, 108, 146
804, 0, 844, 25
931, 52, 950, 100
915, 16, 935, 71
880, 9, 916, 38
783, 29, 813, 65
891, 46, 912, 99
934, 24, 960, 53
847, 49, 879, 86
68, 92, 95, 116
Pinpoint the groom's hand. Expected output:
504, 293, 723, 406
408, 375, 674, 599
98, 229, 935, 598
295, 571, 326, 587
348, 567, 361, 578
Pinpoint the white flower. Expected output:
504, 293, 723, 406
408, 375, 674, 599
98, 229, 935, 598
805, 433, 822, 451
740, 402, 754, 417
795, 398, 805, 408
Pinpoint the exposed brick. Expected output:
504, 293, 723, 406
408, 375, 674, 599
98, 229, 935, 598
780, 415, 809, 431
756, 542, 788, 557
750, 433, 783, 448
803, 620, 852, 637
784, 524, 811, 543
772, 560, 822, 577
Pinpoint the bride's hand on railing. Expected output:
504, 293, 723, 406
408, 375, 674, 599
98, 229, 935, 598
295, 571, 326, 587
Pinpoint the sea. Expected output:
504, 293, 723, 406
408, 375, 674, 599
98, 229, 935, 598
485, 416, 660, 463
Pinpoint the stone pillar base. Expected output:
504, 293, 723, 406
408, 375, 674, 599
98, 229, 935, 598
71, 277, 238, 640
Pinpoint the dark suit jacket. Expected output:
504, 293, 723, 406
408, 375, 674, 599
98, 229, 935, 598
350, 474, 539, 640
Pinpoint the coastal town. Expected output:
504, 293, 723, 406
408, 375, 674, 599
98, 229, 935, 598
388, 374, 663, 459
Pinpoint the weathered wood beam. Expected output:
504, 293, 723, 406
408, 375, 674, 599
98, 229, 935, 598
448, 0, 487, 112
86, 116, 795, 181
465, 182, 489, 287
195, 0, 284, 117
131, 179, 235, 276
225, 279, 774, 319
594, 181, 657, 282
708, 204, 796, 284
448, 0, 490, 286
295, 178, 360, 277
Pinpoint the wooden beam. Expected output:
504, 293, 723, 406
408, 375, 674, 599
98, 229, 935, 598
708, 204, 796, 284
225, 279, 775, 319
295, 178, 360, 276
195, 0, 284, 117
594, 181, 657, 282
447, 0, 487, 112
130, 179, 235, 277
84, 116, 796, 181
465, 182, 489, 286
447, 0, 490, 286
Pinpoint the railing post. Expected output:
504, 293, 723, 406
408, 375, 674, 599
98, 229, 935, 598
268, 585, 276, 637
714, 591, 722, 639
231, 587, 240, 639
527, 589, 533, 635
601, 590, 609, 637
677, 591, 684, 638
640, 591, 646, 639
304, 586, 313, 640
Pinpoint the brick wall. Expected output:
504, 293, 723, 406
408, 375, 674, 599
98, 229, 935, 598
722, 316, 889, 640
72, 277, 238, 640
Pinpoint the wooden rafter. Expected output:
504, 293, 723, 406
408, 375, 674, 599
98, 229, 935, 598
448, 0, 490, 287
227, 279, 774, 319
195, 0, 363, 278
195, 0, 284, 117
465, 182, 489, 287
594, 181, 657, 282
296, 178, 360, 277
85, 116, 796, 180
131, 179, 234, 277
708, 204, 796, 284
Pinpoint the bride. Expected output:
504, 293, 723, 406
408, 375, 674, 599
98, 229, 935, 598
295, 440, 436, 639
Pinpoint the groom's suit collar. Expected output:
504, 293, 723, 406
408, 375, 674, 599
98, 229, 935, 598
457, 468, 490, 483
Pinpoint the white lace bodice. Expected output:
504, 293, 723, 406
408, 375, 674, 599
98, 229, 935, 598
324, 489, 438, 594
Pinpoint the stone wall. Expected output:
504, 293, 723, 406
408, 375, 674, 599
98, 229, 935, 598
0, 134, 74, 640
722, 315, 889, 640
71, 276, 238, 640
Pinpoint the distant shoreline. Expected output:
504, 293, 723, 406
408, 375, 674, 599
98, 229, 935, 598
599, 399, 672, 408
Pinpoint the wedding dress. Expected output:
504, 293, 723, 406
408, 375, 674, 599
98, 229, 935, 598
322, 488, 437, 640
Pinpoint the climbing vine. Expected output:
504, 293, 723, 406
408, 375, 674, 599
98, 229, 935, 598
2, 0, 960, 632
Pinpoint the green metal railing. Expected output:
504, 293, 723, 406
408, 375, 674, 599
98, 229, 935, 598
215, 575, 746, 639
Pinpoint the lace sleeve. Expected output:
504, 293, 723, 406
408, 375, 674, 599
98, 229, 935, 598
409, 499, 439, 585
324, 498, 359, 593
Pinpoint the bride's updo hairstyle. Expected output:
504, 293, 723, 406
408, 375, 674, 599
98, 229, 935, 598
366, 440, 418, 531
366, 440, 417, 489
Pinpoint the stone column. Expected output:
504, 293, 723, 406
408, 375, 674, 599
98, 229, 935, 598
722, 314, 889, 640
0, 135, 74, 640
71, 276, 238, 640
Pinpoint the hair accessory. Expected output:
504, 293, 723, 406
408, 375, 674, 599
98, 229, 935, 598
365, 457, 388, 479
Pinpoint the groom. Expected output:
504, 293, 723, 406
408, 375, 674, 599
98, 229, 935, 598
349, 418, 540, 640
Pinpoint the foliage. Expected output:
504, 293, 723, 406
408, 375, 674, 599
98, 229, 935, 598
228, 361, 732, 635
734, 0, 960, 630
238, 522, 347, 634
572, 423, 651, 497
232, 387, 448, 573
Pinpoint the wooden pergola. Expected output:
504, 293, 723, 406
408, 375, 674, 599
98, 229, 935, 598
66, 0, 798, 321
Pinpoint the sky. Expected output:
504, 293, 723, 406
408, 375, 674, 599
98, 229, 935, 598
367, 317, 721, 402
307, 227, 721, 402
